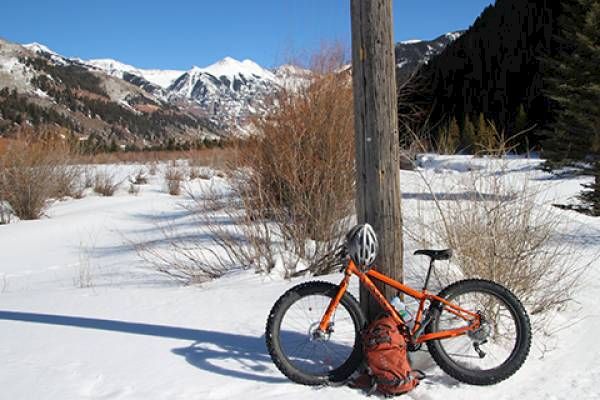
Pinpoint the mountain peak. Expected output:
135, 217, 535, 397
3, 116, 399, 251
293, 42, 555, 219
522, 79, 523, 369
24, 42, 58, 56
214, 56, 239, 65
203, 57, 275, 80
190, 56, 276, 82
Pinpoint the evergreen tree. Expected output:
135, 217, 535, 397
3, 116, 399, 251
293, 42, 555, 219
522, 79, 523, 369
166, 138, 175, 151
514, 104, 529, 134
436, 116, 460, 154
408, 0, 562, 150
109, 138, 118, 153
476, 113, 497, 152
462, 115, 477, 153
446, 116, 460, 153
580, 161, 600, 216
514, 104, 530, 151
543, 0, 600, 214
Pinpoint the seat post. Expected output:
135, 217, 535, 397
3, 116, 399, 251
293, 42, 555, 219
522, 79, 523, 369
423, 258, 435, 291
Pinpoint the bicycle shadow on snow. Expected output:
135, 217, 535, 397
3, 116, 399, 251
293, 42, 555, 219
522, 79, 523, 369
0, 310, 286, 384
171, 340, 287, 383
0, 310, 461, 388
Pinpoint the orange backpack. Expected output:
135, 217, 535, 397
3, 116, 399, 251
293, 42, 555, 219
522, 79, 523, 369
356, 315, 423, 396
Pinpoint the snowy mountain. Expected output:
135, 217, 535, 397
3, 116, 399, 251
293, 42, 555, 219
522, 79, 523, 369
274, 64, 313, 91
23, 42, 69, 65
86, 59, 184, 90
167, 57, 286, 129
395, 31, 465, 80
0, 38, 218, 146
23, 42, 310, 130
2, 31, 460, 137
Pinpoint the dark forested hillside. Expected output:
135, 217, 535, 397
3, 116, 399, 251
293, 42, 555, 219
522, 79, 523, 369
407, 0, 562, 151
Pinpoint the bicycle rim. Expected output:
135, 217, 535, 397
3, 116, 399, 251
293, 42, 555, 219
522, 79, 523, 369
434, 289, 520, 372
278, 293, 358, 376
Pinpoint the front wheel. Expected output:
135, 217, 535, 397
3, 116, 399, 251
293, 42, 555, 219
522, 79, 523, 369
266, 281, 366, 385
425, 279, 531, 385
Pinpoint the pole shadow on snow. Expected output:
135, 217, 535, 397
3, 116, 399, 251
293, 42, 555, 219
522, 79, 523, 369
0, 310, 286, 384
401, 191, 514, 202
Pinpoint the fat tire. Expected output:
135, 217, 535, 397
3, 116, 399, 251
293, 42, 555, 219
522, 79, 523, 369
266, 281, 366, 385
425, 279, 531, 385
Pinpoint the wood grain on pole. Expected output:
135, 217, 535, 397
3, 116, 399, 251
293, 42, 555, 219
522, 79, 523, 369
351, 0, 404, 321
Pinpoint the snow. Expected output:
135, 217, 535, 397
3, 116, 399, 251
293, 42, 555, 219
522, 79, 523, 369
0, 52, 37, 92
199, 56, 278, 82
24, 42, 59, 56
0, 55, 21, 73
167, 57, 288, 128
34, 88, 50, 99
86, 59, 185, 89
273, 64, 312, 91
445, 32, 463, 42
174, 56, 279, 98
397, 60, 409, 69
10, 40, 308, 130
23, 42, 69, 66
1, 156, 600, 399
401, 39, 423, 45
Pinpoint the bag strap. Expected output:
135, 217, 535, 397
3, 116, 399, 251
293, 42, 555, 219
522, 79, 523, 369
366, 334, 391, 347
374, 369, 426, 387
411, 369, 427, 380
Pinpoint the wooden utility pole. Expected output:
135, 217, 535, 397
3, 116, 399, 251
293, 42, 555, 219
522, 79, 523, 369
351, 0, 403, 321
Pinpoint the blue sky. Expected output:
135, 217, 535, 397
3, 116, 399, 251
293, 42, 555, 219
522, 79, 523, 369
1, 0, 494, 70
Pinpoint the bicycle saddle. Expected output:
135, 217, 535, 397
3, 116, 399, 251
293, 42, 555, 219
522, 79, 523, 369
413, 249, 453, 261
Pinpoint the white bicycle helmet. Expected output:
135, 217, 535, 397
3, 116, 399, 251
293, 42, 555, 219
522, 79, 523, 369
346, 223, 378, 268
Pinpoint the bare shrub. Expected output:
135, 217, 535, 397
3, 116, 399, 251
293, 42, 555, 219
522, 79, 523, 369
128, 183, 141, 196
188, 166, 201, 180
164, 163, 184, 195
93, 169, 121, 196
0, 127, 77, 220
0, 201, 12, 224
188, 164, 213, 180
131, 168, 148, 185
148, 162, 158, 176
196, 47, 355, 277
135, 224, 232, 285
74, 259, 94, 289
74, 241, 96, 288
82, 167, 95, 189
126, 168, 145, 196
54, 165, 85, 199
405, 157, 586, 329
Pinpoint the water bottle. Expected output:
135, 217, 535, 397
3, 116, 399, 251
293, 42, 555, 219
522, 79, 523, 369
390, 296, 414, 329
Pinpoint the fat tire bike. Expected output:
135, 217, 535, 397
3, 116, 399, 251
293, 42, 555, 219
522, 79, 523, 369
266, 248, 531, 386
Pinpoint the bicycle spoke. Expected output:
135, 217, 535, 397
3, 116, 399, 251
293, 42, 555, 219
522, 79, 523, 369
435, 289, 518, 372
279, 293, 357, 375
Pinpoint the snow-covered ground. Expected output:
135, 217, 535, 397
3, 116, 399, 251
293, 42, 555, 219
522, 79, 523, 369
1, 156, 600, 400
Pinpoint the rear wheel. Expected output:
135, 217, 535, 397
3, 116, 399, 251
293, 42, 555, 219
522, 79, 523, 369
425, 279, 531, 385
266, 281, 366, 385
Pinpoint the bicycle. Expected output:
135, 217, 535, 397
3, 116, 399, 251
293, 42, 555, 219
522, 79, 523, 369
265, 230, 531, 387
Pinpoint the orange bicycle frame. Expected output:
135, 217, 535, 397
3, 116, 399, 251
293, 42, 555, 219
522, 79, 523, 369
319, 260, 481, 344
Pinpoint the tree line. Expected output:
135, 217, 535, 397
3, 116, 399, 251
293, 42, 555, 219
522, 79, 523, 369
404, 0, 600, 214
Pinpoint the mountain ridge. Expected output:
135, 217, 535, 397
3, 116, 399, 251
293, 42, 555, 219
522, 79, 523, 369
0, 31, 461, 144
